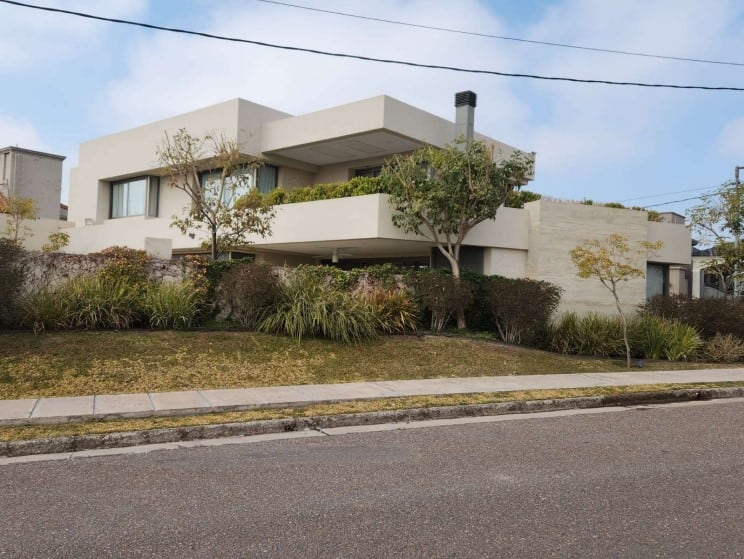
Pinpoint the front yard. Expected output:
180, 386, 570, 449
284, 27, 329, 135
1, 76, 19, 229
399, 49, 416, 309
0, 330, 731, 400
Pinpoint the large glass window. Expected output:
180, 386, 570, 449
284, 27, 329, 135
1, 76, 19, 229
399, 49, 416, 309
200, 165, 278, 202
111, 176, 158, 218
200, 169, 254, 207
257, 165, 278, 194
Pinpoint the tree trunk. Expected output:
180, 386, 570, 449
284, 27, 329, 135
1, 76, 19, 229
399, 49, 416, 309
612, 292, 631, 368
210, 227, 218, 261
451, 259, 467, 330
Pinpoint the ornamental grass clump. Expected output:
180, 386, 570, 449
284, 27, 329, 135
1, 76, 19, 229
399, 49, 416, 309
142, 280, 203, 329
259, 268, 378, 343
23, 275, 140, 332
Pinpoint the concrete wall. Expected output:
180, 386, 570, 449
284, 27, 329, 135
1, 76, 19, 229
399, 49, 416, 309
0, 215, 73, 251
523, 200, 690, 316
1, 149, 63, 219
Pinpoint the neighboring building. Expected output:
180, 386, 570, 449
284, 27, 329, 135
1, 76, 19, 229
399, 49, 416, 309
62, 94, 691, 314
0, 146, 65, 219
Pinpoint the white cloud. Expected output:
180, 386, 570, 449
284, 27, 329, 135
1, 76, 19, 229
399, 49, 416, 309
0, 0, 147, 71
93, 0, 531, 141
717, 117, 744, 159
0, 115, 47, 150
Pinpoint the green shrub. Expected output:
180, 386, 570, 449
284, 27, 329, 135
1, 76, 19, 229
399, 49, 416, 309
363, 289, 418, 334
259, 268, 378, 342
460, 270, 493, 331
643, 294, 744, 340
265, 176, 386, 205
408, 270, 473, 332
23, 275, 140, 332
547, 312, 624, 357
705, 333, 744, 362
663, 322, 702, 361
628, 314, 670, 359
142, 281, 202, 329
485, 276, 561, 344
216, 262, 280, 328
96, 246, 151, 289
0, 239, 27, 327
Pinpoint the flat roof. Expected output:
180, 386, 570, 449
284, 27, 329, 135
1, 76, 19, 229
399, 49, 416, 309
0, 146, 66, 161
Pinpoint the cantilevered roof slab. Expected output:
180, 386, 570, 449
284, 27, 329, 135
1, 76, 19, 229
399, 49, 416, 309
259, 96, 459, 166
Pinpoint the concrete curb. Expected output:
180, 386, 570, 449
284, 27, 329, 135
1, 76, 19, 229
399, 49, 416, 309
3, 386, 744, 458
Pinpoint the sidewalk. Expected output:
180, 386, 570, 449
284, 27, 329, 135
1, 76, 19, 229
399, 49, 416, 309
2, 368, 744, 426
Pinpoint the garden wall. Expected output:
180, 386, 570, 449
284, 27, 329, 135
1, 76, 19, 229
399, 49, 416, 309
21, 252, 191, 294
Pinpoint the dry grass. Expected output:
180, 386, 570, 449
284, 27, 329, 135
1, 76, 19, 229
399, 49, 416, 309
0, 330, 734, 400
1, 382, 741, 443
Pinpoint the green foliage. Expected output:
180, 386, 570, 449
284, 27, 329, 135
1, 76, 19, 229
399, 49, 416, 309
259, 268, 378, 342
504, 189, 541, 209
407, 269, 473, 332
264, 176, 385, 205
0, 238, 27, 327
216, 262, 280, 328
460, 270, 493, 331
547, 312, 625, 357
485, 276, 562, 344
362, 289, 419, 334
642, 294, 744, 340
0, 195, 37, 244
41, 231, 70, 253
96, 246, 151, 289
142, 281, 203, 329
23, 275, 140, 333
705, 333, 744, 362
548, 312, 702, 361
158, 128, 275, 260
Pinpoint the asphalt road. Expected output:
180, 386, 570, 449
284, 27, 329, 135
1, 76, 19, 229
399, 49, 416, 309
2, 401, 744, 558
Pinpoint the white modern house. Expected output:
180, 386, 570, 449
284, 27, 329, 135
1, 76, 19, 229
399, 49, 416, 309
5, 92, 689, 315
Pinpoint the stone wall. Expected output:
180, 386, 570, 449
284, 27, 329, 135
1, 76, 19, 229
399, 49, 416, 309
21, 251, 192, 294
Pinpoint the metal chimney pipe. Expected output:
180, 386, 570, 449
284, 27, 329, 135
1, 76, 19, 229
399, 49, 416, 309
454, 91, 477, 143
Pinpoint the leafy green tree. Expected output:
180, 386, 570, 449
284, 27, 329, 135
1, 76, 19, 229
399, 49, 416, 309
0, 193, 37, 244
157, 129, 275, 260
687, 180, 744, 297
380, 138, 533, 329
570, 233, 663, 368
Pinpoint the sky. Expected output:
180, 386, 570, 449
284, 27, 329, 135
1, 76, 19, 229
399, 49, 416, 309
1, 0, 743, 217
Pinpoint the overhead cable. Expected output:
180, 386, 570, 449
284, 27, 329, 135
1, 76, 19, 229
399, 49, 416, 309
256, 0, 744, 68
2, 0, 744, 91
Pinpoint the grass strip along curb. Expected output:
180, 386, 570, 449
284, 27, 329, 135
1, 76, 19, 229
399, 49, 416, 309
3, 386, 743, 458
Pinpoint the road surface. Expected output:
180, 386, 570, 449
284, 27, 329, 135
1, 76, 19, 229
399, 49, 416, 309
2, 400, 744, 558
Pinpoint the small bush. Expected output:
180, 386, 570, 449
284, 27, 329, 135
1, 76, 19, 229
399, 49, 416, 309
485, 276, 561, 344
460, 270, 493, 331
142, 281, 203, 329
217, 262, 280, 328
265, 176, 385, 205
363, 289, 418, 334
0, 239, 27, 327
663, 322, 702, 361
408, 270, 473, 332
547, 312, 624, 357
629, 314, 670, 359
643, 294, 744, 340
705, 333, 744, 362
259, 268, 378, 342
23, 275, 140, 332
96, 246, 151, 289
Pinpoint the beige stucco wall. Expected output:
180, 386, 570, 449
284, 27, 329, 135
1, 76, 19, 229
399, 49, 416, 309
68, 99, 289, 226
0, 216, 73, 251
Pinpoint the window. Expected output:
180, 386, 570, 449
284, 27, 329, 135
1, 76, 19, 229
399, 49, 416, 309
111, 176, 159, 218
257, 165, 278, 194
354, 166, 382, 178
646, 263, 668, 299
200, 165, 278, 202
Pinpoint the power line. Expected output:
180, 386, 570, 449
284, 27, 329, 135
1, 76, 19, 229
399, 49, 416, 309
257, 0, 744, 68
2, 0, 744, 92
619, 185, 722, 203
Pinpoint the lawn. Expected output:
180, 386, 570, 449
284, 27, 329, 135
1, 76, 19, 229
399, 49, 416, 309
0, 330, 730, 400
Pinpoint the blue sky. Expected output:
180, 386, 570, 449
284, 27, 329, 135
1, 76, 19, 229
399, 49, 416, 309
1, 0, 743, 216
